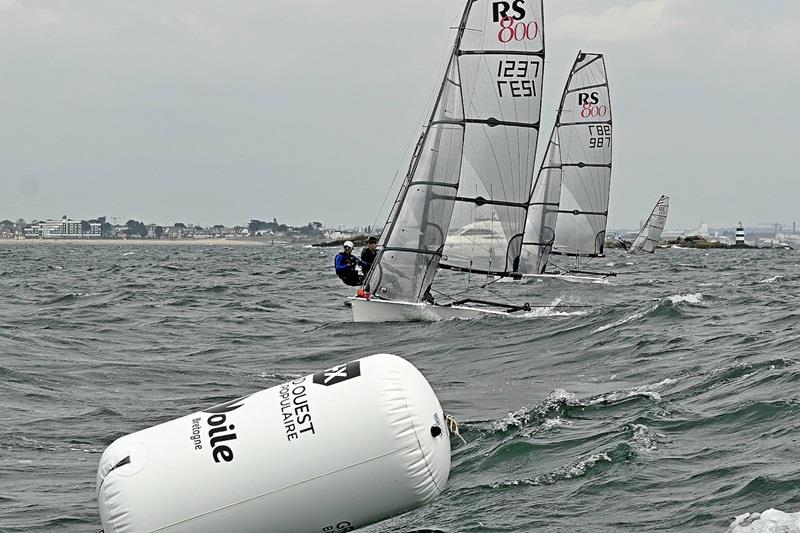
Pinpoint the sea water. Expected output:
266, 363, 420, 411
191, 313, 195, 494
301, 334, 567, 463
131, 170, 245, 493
1, 243, 798, 532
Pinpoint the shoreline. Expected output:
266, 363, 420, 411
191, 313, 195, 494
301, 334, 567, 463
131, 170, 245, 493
0, 238, 290, 246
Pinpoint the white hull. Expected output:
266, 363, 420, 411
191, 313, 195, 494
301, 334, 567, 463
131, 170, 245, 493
349, 297, 512, 323
517, 273, 611, 285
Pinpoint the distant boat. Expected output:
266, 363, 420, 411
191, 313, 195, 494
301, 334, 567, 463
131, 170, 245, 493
518, 51, 614, 284
350, 0, 546, 322
628, 195, 670, 254
442, 219, 507, 267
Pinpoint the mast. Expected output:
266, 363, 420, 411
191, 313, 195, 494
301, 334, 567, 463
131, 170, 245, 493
518, 127, 561, 275
362, 0, 475, 302
377, 1, 473, 252
520, 50, 596, 276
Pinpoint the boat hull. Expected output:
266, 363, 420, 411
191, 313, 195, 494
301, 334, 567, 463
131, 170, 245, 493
349, 297, 511, 323
518, 273, 610, 285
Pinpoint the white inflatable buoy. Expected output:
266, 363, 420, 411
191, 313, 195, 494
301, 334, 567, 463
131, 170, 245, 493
97, 354, 451, 533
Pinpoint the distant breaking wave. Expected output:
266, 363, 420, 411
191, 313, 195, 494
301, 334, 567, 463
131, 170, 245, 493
594, 293, 704, 332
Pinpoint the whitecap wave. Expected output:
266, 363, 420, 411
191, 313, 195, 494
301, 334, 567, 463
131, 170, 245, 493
587, 378, 677, 405
726, 508, 800, 532
594, 309, 648, 333
594, 294, 700, 333
494, 406, 533, 431
523, 307, 590, 318
490, 453, 612, 488
668, 293, 703, 305
562, 453, 612, 479
521, 297, 591, 318
493, 389, 579, 431
629, 423, 666, 452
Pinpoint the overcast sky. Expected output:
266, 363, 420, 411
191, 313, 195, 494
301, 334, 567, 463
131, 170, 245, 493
2, 0, 798, 230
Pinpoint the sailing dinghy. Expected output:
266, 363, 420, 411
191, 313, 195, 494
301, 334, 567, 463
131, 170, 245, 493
627, 195, 669, 254
351, 0, 545, 322
518, 52, 614, 284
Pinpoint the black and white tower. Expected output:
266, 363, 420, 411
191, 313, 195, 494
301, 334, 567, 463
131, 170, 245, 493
735, 222, 745, 247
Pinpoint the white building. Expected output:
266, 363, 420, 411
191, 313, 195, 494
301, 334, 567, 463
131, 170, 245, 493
25, 218, 101, 239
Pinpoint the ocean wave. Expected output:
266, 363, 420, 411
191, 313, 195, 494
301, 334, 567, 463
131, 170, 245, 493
521, 297, 592, 319
627, 423, 666, 452
667, 293, 704, 305
161, 264, 189, 271
586, 378, 677, 405
493, 389, 580, 432
42, 292, 89, 304
5, 244, 800, 532
700, 359, 797, 392
726, 508, 800, 532
489, 452, 612, 488
594, 308, 649, 333
593, 294, 704, 332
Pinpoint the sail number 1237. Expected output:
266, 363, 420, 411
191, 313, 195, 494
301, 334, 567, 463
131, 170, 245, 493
496, 60, 539, 98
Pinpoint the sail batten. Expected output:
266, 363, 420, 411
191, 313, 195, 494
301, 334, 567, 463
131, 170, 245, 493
432, 118, 540, 129
565, 83, 608, 94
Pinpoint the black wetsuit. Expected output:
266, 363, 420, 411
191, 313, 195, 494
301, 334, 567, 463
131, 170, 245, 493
360, 247, 377, 275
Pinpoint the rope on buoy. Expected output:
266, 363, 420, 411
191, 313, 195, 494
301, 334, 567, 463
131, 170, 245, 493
444, 413, 467, 445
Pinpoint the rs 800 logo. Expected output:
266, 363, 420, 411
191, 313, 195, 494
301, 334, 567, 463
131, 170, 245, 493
492, 0, 527, 22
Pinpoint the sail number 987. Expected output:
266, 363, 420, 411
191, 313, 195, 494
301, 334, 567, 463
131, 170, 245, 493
496, 60, 540, 98
588, 124, 611, 148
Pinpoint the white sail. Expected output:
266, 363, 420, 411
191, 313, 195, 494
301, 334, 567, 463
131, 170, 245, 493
629, 195, 669, 254
518, 129, 561, 274
440, 0, 546, 276
551, 53, 612, 258
366, 0, 545, 302
363, 3, 472, 303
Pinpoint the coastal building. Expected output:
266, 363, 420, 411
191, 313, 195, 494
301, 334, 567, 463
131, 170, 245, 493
661, 229, 687, 240
24, 217, 101, 239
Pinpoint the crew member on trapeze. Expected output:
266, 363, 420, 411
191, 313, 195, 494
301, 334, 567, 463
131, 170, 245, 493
335, 241, 368, 286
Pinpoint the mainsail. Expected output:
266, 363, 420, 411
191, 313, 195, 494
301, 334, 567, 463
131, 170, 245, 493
518, 129, 561, 274
440, 0, 546, 277
366, 0, 545, 301
629, 195, 670, 254
550, 53, 612, 258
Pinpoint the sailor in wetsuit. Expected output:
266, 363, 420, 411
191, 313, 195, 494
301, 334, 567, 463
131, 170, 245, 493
334, 241, 367, 286
360, 236, 379, 275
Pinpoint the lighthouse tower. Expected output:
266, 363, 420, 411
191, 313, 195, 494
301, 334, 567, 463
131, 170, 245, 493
735, 222, 745, 247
